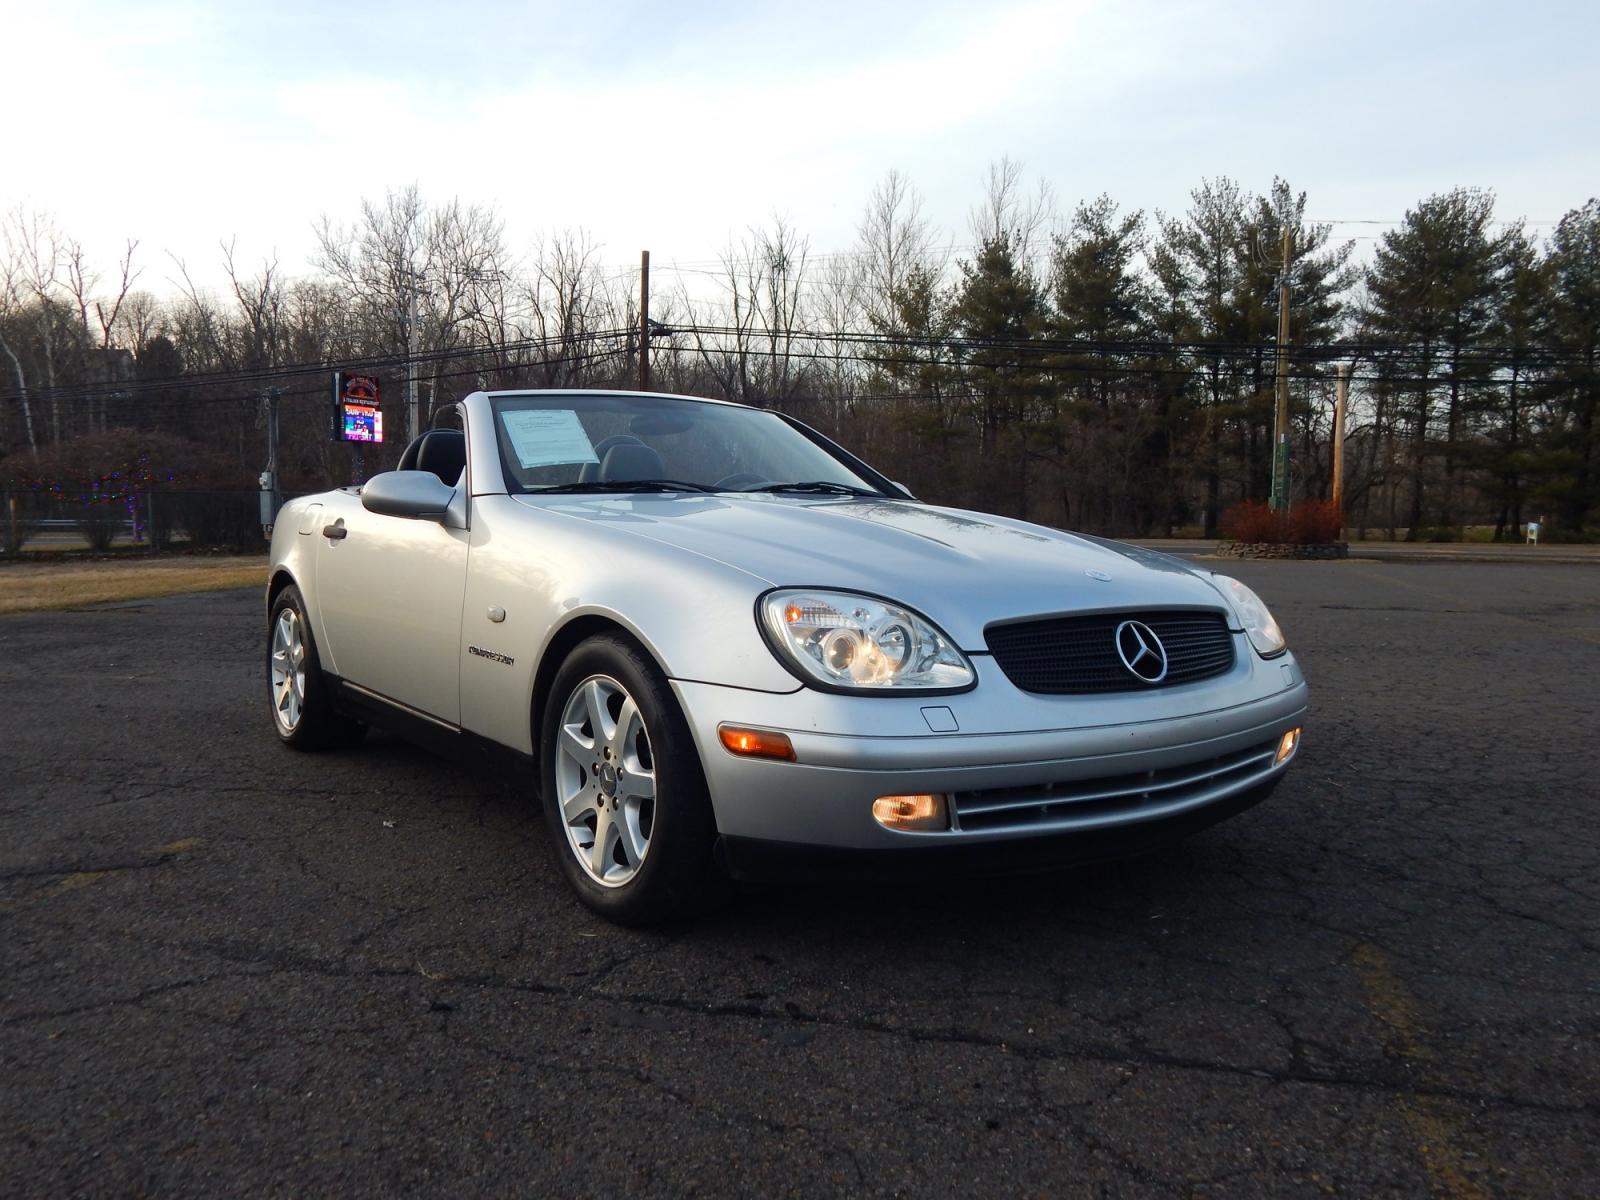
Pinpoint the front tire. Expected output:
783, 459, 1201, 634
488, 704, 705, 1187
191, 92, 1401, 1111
268, 584, 366, 751
540, 633, 725, 923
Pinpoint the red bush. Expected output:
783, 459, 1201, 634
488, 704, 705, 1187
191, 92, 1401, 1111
1221, 498, 1343, 544
1285, 498, 1343, 544
1220, 500, 1284, 543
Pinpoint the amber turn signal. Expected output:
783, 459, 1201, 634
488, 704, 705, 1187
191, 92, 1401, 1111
871, 793, 948, 832
718, 725, 797, 762
1275, 727, 1301, 764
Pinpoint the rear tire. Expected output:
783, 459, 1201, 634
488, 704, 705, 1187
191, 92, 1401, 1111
268, 584, 367, 751
540, 633, 726, 924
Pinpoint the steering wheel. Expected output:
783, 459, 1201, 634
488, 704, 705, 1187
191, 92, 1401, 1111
713, 472, 768, 491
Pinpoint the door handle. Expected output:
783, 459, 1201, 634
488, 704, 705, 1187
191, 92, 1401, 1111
321, 521, 348, 541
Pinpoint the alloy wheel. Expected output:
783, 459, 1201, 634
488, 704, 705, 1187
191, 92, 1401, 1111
554, 674, 657, 887
270, 608, 307, 733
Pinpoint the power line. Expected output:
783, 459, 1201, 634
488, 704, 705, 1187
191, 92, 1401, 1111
4, 319, 1591, 421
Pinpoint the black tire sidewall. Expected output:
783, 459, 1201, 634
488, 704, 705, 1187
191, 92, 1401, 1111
539, 633, 720, 923
268, 584, 360, 750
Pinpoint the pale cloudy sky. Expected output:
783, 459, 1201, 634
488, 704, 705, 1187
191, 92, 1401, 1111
2, 0, 1595, 293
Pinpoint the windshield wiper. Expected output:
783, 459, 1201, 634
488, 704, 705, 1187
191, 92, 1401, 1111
530, 479, 717, 494
742, 480, 881, 497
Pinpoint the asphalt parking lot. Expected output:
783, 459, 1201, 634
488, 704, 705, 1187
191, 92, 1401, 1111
2, 559, 1597, 1196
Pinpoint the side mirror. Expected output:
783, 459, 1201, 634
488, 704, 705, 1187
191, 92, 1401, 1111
361, 470, 457, 522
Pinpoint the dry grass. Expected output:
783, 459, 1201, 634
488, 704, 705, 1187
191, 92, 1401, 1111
0, 556, 267, 615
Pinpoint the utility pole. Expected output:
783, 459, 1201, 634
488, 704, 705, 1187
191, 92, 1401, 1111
1332, 363, 1349, 529
1270, 226, 1293, 511
258, 387, 282, 538
406, 288, 420, 444
638, 250, 651, 392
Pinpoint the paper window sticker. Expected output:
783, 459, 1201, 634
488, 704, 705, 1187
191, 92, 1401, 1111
500, 409, 600, 469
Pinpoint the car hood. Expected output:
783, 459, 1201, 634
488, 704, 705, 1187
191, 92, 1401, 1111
513, 493, 1232, 651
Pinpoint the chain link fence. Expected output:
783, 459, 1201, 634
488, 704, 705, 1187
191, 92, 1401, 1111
2, 489, 278, 555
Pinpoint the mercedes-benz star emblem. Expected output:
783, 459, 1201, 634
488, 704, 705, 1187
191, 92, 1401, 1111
1114, 620, 1169, 683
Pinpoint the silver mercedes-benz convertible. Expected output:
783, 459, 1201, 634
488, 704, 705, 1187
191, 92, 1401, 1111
267, 388, 1306, 922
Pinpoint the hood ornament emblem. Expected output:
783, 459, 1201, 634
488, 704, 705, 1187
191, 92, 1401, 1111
1084, 569, 1112, 582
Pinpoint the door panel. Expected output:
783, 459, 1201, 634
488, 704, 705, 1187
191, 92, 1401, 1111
315, 493, 470, 724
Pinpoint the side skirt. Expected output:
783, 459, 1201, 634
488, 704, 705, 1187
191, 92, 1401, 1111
325, 674, 536, 783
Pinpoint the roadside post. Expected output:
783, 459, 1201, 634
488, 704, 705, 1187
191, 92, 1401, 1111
259, 387, 282, 539
1333, 362, 1348, 538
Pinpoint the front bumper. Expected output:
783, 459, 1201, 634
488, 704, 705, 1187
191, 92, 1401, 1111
716, 776, 1282, 883
670, 648, 1308, 863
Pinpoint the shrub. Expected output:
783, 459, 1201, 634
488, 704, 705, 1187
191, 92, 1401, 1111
1285, 499, 1343, 544
77, 504, 126, 551
167, 491, 262, 550
1219, 500, 1284, 543
1221, 498, 1343, 545
4, 429, 261, 550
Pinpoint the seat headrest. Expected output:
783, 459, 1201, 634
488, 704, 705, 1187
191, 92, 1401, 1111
405, 430, 466, 485
579, 434, 645, 482
600, 443, 665, 483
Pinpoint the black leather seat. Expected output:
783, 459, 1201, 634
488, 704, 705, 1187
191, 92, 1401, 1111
578, 434, 645, 483
398, 430, 466, 485
599, 443, 665, 482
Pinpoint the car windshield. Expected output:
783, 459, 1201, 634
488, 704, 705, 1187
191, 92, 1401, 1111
489, 393, 887, 496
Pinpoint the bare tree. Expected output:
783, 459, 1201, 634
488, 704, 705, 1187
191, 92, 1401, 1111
114, 289, 164, 354
857, 169, 941, 337
684, 218, 811, 407
969, 157, 1055, 267
223, 240, 285, 369
756, 217, 809, 404
315, 185, 508, 433
0, 242, 39, 456
808, 250, 864, 417
527, 229, 605, 386
5, 209, 67, 444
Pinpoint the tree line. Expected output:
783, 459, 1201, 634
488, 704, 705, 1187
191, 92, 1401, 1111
2, 163, 1597, 540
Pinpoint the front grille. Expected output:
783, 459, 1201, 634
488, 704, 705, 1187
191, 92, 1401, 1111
985, 610, 1235, 694
952, 738, 1279, 833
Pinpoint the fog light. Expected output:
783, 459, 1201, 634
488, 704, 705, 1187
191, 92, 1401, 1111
718, 725, 796, 762
872, 793, 948, 832
1275, 727, 1301, 764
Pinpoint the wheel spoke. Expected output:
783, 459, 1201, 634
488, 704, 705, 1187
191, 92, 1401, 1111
617, 768, 654, 802
589, 808, 617, 876
611, 695, 640, 756
583, 680, 615, 743
615, 801, 648, 867
559, 723, 594, 765
562, 783, 597, 824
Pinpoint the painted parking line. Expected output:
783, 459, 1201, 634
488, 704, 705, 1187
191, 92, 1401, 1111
1352, 943, 1488, 1200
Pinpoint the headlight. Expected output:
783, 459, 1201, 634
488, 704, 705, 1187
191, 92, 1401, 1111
1214, 575, 1287, 658
759, 590, 975, 692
